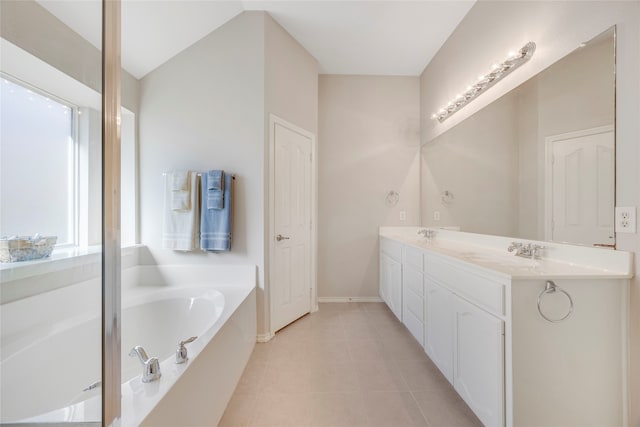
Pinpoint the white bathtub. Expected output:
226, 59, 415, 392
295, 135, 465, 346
0, 264, 256, 426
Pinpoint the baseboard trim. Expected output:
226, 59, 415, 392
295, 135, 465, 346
256, 332, 275, 343
317, 296, 383, 303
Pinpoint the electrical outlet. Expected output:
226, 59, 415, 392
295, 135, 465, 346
615, 206, 637, 233
433, 211, 441, 221
399, 211, 406, 221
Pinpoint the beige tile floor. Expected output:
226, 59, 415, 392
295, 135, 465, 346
220, 302, 483, 427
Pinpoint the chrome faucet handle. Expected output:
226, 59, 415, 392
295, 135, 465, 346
176, 336, 198, 364
129, 346, 162, 382
507, 242, 523, 253
530, 244, 545, 259
418, 229, 436, 239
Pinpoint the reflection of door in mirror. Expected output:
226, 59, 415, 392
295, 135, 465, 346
545, 126, 614, 246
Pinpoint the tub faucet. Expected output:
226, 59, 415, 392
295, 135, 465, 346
175, 336, 197, 364
129, 346, 161, 383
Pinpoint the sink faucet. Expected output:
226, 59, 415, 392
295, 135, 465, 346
417, 229, 436, 241
508, 242, 544, 260
529, 244, 545, 259
507, 242, 523, 254
129, 346, 161, 383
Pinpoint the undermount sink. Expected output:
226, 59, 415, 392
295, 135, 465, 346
460, 252, 539, 269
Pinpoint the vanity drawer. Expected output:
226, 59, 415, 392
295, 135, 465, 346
380, 237, 403, 261
403, 246, 424, 271
402, 287, 424, 346
404, 286, 424, 322
424, 255, 505, 317
403, 266, 423, 297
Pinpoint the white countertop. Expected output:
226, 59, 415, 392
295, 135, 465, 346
380, 227, 634, 280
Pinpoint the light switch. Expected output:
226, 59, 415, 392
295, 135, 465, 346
399, 211, 406, 221
433, 211, 441, 221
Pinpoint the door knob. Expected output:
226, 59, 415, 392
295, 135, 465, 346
276, 234, 290, 242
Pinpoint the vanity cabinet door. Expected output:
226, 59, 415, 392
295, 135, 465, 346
453, 296, 504, 427
402, 266, 424, 345
389, 257, 402, 321
425, 277, 453, 383
380, 253, 391, 306
380, 253, 402, 320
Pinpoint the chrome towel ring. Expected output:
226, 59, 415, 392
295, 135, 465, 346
537, 280, 574, 323
385, 190, 399, 206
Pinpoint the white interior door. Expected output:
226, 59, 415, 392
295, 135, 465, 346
271, 119, 313, 333
549, 127, 614, 246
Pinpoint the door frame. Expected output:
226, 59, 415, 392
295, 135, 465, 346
543, 124, 614, 241
267, 113, 318, 339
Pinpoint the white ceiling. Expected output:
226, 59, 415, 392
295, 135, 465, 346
37, 0, 475, 79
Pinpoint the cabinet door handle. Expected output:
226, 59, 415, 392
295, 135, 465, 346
276, 234, 290, 242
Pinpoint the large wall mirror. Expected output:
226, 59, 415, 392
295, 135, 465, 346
421, 26, 616, 248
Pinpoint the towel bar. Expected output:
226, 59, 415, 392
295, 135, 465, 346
163, 172, 235, 179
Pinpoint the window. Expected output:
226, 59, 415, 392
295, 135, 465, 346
0, 76, 77, 245
1, 43, 138, 256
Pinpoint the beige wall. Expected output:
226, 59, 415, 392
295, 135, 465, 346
515, 79, 539, 239
419, 1, 640, 423
138, 11, 266, 309
264, 15, 319, 135
139, 12, 317, 336
318, 75, 420, 299
421, 94, 519, 236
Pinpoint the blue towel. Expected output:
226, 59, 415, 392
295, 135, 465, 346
207, 189, 223, 210
200, 173, 233, 252
206, 170, 224, 209
207, 170, 223, 190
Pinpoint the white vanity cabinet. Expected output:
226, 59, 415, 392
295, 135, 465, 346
379, 237, 402, 321
379, 228, 631, 427
424, 255, 505, 427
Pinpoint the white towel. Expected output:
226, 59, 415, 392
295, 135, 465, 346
162, 171, 199, 251
172, 190, 190, 211
171, 171, 190, 191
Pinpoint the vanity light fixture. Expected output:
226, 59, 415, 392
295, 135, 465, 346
431, 42, 536, 123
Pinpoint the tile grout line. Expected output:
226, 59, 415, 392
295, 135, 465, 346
409, 388, 433, 427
